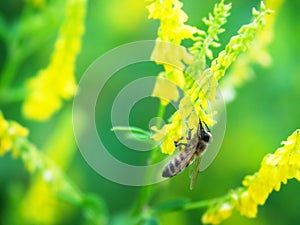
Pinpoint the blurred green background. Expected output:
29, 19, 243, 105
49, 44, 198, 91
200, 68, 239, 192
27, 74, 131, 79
0, 0, 300, 224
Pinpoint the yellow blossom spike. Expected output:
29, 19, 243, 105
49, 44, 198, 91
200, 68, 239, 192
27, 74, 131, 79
211, 2, 273, 81
220, 0, 282, 103
152, 75, 180, 105
22, 0, 86, 121
146, 0, 196, 43
202, 129, 300, 224
149, 1, 272, 160
147, 0, 196, 105
0, 111, 107, 224
149, 0, 234, 153
0, 111, 29, 156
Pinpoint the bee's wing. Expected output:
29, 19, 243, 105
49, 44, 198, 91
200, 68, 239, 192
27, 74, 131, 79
189, 155, 201, 190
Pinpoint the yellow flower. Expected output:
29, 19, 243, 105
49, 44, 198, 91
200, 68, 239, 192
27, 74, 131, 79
20, 180, 61, 224
104, 0, 145, 33
151, 41, 193, 76
23, 70, 62, 120
0, 112, 9, 137
22, 0, 86, 121
211, 2, 272, 81
202, 202, 233, 225
147, 0, 196, 43
152, 111, 186, 154
152, 74, 180, 106
246, 175, 272, 205
202, 211, 222, 225
151, 95, 200, 154
237, 190, 257, 217
239, 129, 300, 216
218, 203, 233, 221
148, 0, 220, 151
151, 69, 216, 155
202, 129, 300, 224
150, 1, 272, 159
147, 0, 196, 101
148, 0, 196, 107
151, 44, 192, 104
0, 112, 29, 156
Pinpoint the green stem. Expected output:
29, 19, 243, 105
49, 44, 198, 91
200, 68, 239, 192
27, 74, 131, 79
131, 103, 166, 216
155, 103, 166, 130
128, 194, 232, 224
0, 55, 21, 90
182, 196, 229, 211
152, 194, 231, 216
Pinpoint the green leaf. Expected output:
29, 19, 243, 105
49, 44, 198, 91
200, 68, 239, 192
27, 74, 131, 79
111, 126, 151, 139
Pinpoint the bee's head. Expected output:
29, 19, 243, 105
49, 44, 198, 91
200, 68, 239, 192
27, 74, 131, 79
202, 131, 212, 143
197, 118, 212, 143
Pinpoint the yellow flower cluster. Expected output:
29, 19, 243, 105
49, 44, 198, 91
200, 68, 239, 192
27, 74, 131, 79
149, 1, 272, 156
202, 129, 300, 224
151, 43, 193, 93
0, 112, 83, 223
185, 68, 217, 125
189, 0, 231, 62
146, 0, 196, 44
22, 0, 86, 121
147, 0, 199, 154
152, 77, 203, 154
148, 0, 196, 94
151, 95, 200, 154
211, 2, 272, 81
220, 0, 282, 102
240, 129, 300, 216
149, 0, 232, 154
20, 180, 63, 224
202, 201, 233, 225
0, 111, 29, 156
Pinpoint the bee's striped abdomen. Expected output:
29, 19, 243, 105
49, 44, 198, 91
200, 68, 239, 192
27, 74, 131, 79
162, 150, 192, 177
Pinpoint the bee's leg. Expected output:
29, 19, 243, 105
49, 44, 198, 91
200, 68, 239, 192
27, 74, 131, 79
174, 141, 187, 150
187, 128, 193, 140
174, 142, 187, 147
174, 136, 183, 144
174, 136, 187, 150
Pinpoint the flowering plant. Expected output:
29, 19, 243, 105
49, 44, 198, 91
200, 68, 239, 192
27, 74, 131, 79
0, 0, 299, 225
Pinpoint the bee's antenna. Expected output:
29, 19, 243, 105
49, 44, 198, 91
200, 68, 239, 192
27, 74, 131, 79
203, 120, 211, 132
198, 117, 204, 131
198, 117, 210, 133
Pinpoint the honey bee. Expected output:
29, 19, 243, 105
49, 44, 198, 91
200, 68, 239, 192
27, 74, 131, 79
162, 118, 212, 189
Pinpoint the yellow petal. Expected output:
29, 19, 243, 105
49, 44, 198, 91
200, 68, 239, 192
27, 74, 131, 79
152, 77, 179, 105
